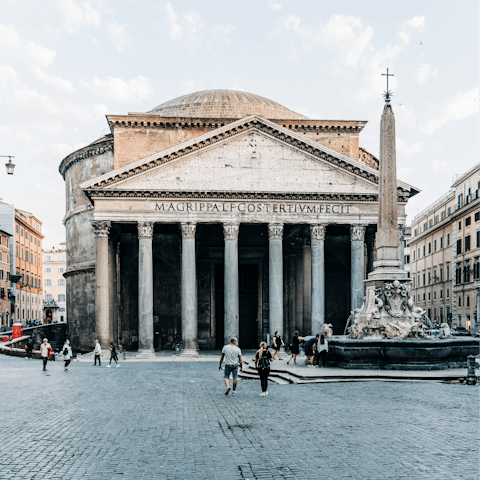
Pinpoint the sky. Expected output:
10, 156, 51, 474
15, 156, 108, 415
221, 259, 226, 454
0, 0, 478, 248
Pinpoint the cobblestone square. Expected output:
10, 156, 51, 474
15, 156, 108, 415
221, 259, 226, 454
0, 355, 478, 480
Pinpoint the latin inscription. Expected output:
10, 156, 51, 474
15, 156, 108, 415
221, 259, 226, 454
154, 202, 352, 214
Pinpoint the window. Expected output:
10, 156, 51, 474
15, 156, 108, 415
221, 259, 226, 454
429, 219, 433, 227
0, 270, 3, 280
447, 288, 450, 299
458, 194, 463, 209
440, 267, 443, 281
45, 293, 52, 302
424, 222, 428, 231
46, 255, 51, 262
458, 221, 462, 231
428, 243, 431, 254
465, 235, 471, 252
423, 293, 426, 302
447, 233, 450, 246
447, 265, 450, 280
404, 255, 410, 264
58, 267, 64, 273
417, 275, 420, 287
435, 215, 439, 224
434, 240, 437, 252
440, 236, 443, 249
475, 211, 480, 222
474, 258, 480, 280
448, 207, 452, 216
423, 273, 426, 286
45, 279, 51, 286
457, 239, 462, 255
15, 225, 18, 233
428, 292, 431, 301
466, 217, 471, 227
418, 248, 421, 258
477, 230, 480, 248
58, 279, 65, 286
441, 211, 446, 220
423, 246, 426, 256
59, 255, 64, 261
58, 294, 65, 302
440, 290, 443, 300
428, 272, 431, 284
45, 268, 51, 273
21, 228, 23, 236
466, 296, 470, 308
458, 297, 462, 307
414, 229, 418, 236
413, 250, 415, 261
59, 308, 65, 312
464, 263, 471, 283
417, 294, 420, 302
433, 291, 436, 301
413, 277, 415, 288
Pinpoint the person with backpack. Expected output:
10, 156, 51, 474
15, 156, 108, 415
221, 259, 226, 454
39, 338, 52, 371
271, 331, 284, 360
62, 340, 72, 371
287, 331, 304, 365
314, 334, 329, 367
255, 341, 273, 396
107, 342, 119, 367
93, 339, 102, 366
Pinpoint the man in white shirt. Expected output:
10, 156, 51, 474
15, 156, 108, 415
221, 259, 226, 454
219, 337, 243, 395
93, 340, 102, 367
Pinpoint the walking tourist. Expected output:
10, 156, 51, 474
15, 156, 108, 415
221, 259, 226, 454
272, 331, 284, 360
314, 334, 329, 367
62, 340, 72, 371
304, 334, 319, 367
219, 337, 243, 395
287, 331, 304, 365
255, 341, 273, 396
25, 339, 34, 359
40, 338, 52, 371
93, 339, 101, 366
107, 342, 119, 367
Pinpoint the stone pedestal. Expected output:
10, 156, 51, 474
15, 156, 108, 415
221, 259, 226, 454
268, 224, 284, 341
180, 223, 199, 356
223, 223, 239, 345
137, 222, 155, 357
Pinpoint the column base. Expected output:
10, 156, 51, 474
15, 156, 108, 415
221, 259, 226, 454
180, 348, 199, 357
136, 349, 156, 359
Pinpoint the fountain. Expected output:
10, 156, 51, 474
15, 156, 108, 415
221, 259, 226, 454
328, 80, 479, 370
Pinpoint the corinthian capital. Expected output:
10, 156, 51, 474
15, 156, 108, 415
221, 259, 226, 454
310, 224, 327, 241
268, 223, 283, 240
91, 221, 111, 238
223, 223, 239, 240
180, 223, 196, 239
350, 224, 366, 241
137, 221, 154, 238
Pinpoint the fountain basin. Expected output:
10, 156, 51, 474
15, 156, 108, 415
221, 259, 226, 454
328, 336, 480, 370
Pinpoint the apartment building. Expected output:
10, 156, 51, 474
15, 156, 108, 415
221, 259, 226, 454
14, 209, 44, 324
43, 243, 67, 323
0, 228, 12, 328
409, 163, 480, 332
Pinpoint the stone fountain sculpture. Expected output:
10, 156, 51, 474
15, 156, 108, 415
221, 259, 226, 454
348, 94, 436, 341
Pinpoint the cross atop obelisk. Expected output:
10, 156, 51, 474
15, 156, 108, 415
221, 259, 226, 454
382, 68, 394, 101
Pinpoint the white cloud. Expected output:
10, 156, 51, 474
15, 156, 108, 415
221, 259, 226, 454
58, 0, 102, 34
422, 86, 479, 135
397, 16, 426, 45
211, 25, 238, 45
0, 24, 56, 67
32, 67, 76, 93
395, 104, 417, 130
0, 64, 18, 88
107, 22, 133, 53
416, 63, 438, 84
267, 0, 283, 10
295, 107, 321, 119
398, 167, 414, 179
430, 159, 449, 172
396, 137, 423, 157
164, 2, 204, 48
83, 75, 153, 103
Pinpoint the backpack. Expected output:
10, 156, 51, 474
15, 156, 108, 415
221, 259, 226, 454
63, 347, 68, 356
257, 352, 270, 371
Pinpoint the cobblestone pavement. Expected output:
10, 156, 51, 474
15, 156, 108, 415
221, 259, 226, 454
0, 355, 478, 480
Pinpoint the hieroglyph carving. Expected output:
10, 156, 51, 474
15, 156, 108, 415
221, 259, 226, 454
137, 221, 154, 238
180, 223, 196, 239
310, 224, 327, 241
350, 224, 366, 241
268, 223, 284, 240
223, 223, 240, 240
91, 221, 111, 238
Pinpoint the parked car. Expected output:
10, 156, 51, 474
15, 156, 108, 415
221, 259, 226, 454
28, 320, 42, 327
451, 326, 472, 337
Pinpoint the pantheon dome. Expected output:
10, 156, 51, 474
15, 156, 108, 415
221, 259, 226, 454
148, 89, 308, 120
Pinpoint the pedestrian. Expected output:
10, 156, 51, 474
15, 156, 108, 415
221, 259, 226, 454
40, 338, 52, 371
314, 334, 329, 367
62, 340, 72, 371
218, 337, 243, 395
255, 341, 273, 396
271, 331, 284, 360
304, 334, 319, 367
25, 339, 34, 359
107, 342, 119, 367
287, 331, 304, 365
93, 339, 101, 367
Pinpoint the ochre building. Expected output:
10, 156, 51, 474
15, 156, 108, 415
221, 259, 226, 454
60, 90, 418, 353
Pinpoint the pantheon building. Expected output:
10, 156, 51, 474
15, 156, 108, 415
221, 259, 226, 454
60, 90, 418, 354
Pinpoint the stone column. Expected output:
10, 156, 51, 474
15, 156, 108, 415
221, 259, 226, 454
311, 224, 326, 336
137, 222, 155, 356
294, 237, 303, 333
398, 224, 405, 269
286, 242, 296, 343
223, 223, 239, 346
268, 223, 284, 341
92, 221, 111, 350
302, 236, 312, 334
350, 225, 366, 312
180, 223, 198, 355
108, 238, 117, 345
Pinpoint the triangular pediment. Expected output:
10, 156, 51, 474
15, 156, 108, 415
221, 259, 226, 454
80, 115, 418, 200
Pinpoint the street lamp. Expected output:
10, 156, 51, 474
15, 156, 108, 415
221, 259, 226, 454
0, 156, 15, 175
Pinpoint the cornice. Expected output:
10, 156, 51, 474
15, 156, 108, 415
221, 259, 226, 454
63, 261, 95, 278
59, 139, 113, 178
63, 204, 94, 225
